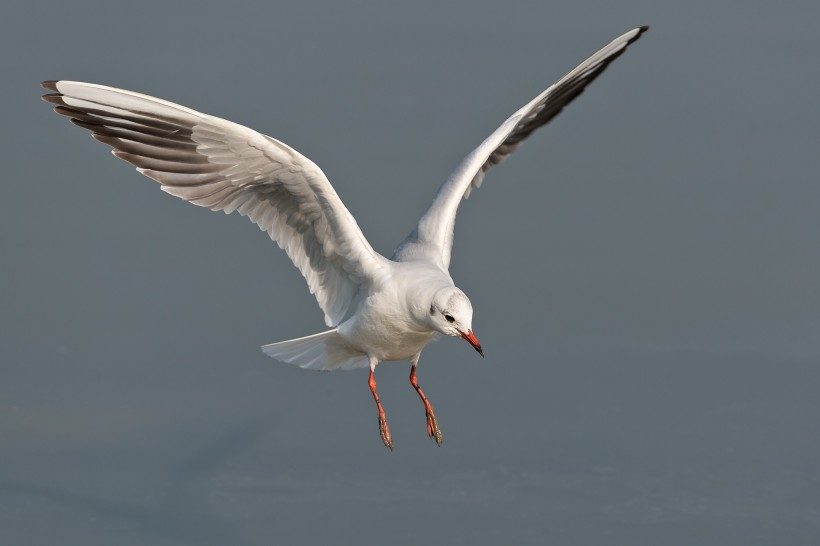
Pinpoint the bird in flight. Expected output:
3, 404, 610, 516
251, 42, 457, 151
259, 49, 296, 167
42, 26, 647, 449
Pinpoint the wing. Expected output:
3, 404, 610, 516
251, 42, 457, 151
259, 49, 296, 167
42, 80, 387, 326
394, 26, 648, 267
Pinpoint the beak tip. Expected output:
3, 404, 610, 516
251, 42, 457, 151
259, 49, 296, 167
459, 329, 484, 358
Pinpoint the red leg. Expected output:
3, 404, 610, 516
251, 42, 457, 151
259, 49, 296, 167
410, 365, 442, 445
368, 367, 393, 450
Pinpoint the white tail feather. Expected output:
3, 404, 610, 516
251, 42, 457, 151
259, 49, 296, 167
261, 329, 368, 371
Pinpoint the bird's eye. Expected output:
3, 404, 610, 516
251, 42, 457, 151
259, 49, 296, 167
444, 314, 455, 323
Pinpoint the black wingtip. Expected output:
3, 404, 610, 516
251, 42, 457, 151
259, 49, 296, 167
621, 26, 649, 48
41, 80, 60, 92
41, 93, 64, 105
630, 26, 650, 44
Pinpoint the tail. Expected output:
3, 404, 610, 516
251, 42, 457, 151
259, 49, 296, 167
261, 329, 369, 371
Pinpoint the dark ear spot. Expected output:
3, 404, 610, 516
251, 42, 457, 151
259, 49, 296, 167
430, 305, 435, 314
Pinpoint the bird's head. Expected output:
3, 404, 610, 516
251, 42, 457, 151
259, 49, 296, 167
428, 287, 483, 357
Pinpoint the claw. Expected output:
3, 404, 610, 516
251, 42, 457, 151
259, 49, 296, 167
426, 411, 443, 446
379, 413, 393, 450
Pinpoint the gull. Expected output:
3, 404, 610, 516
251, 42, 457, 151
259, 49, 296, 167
42, 26, 647, 449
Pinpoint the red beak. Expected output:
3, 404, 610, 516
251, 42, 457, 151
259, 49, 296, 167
459, 329, 484, 357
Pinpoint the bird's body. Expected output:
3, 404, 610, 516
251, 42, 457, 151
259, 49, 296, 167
340, 261, 446, 361
42, 26, 647, 449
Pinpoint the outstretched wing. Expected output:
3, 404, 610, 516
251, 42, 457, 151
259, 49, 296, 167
42, 80, 387, 326
394, 26, 648, 267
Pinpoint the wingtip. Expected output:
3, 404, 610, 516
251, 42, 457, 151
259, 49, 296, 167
41, 93, 64, 105
629, 26, 650, 44
41, 80, 60, 92
622, 25, 649, 47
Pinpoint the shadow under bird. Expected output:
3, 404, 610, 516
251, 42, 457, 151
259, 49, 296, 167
42, 26, 647, 449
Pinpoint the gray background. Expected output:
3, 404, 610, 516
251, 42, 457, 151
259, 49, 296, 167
2, 0, 819, 544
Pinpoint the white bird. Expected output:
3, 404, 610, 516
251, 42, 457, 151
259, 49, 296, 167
42, 26, 647, 449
